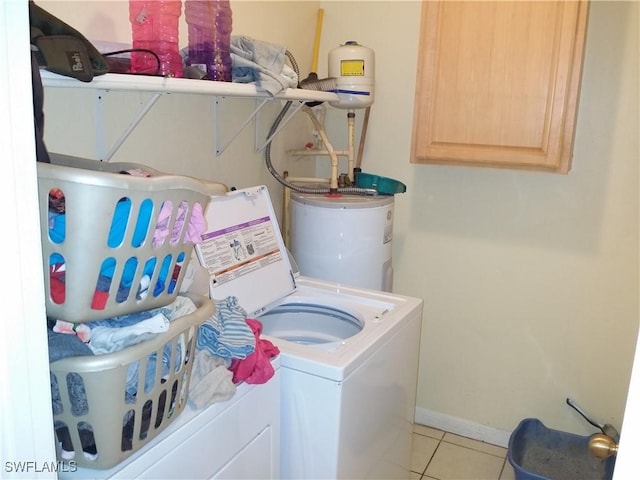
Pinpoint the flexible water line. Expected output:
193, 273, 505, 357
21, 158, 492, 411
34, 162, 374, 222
264, 101, 376, 196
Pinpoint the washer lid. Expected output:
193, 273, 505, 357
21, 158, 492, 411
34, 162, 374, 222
195, 186, 296, 317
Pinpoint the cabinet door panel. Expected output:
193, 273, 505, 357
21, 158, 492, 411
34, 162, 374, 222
411, 0, 589, 173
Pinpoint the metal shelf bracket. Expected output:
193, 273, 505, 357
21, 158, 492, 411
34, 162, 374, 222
95, 89, 162, 161
254, 100, 307, 154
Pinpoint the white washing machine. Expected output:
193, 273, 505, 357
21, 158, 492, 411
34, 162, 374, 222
197, 186, 423, 479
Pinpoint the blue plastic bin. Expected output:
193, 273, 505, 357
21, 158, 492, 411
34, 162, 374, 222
508, 418, 615, 480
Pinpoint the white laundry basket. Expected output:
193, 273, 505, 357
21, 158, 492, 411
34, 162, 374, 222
50, 294, 215, 469
37, 153, 226, 322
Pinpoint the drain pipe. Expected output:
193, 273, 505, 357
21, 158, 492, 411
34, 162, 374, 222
356, 106, 371, 170
302, 105, 339, 193
347, 110, 356, 182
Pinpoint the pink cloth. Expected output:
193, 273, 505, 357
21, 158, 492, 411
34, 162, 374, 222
229, 318, 279, 385
182, 202, 206, 244
153, 201, 206, 247
52, 320, 91, 343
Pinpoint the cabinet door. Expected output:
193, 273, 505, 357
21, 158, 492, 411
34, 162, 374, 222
411, 0, 589, 173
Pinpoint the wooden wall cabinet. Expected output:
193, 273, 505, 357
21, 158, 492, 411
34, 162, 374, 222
411, 1, 589, 173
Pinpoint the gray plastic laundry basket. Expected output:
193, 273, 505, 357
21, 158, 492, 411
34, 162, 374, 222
50, 294, 215, 470
37, 153, 226, 322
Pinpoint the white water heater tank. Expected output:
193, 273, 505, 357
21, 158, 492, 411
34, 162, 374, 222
289, 192, 394, 292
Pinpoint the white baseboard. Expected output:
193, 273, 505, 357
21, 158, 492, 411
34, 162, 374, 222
415, 407, 512, 448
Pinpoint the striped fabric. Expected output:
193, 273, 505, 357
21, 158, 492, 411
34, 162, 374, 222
196, 296, 256, 359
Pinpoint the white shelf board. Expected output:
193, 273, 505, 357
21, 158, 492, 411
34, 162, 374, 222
40, 70, 338, 102
41, 69, 336, 159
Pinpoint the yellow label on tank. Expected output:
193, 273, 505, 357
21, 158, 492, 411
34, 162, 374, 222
340, 59, 365, 76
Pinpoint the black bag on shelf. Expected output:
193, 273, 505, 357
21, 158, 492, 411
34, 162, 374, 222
29, 1, 109, 82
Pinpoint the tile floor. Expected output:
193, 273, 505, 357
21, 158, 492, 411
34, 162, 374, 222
411, 424, 516, 480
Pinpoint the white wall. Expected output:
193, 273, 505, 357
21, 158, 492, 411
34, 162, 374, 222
318, 0, 639, 443
40, 0, 639, 445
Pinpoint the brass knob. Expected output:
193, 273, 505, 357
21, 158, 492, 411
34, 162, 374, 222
589, 433, 618, 459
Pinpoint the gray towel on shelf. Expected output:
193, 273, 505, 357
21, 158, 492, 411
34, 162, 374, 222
231, 35, 298, 96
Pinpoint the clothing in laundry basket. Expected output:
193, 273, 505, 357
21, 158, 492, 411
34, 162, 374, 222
153, 201, 206, 246
47, 194, 207, 306
50, 295, 198, 353
48, 327, 98, 459
48, 296, 200, 459
48, 328, 94, 416
88, 296, 197, 352
48, 296, 199, 414
87, 313, 170, 355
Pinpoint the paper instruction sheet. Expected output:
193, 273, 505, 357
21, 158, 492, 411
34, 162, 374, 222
196, 215, 283, 290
